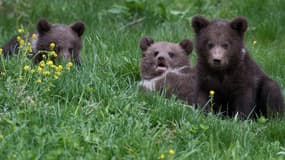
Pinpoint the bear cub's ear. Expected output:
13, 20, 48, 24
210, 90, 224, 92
179, 39, 193, 55
37, 18, 51, 35
139, 36, 154, 51
192, 15, 210, 34
230, 17, 248, 37
71, 22, 85, 37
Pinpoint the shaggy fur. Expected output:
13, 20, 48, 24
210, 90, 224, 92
192, 16, 284, 118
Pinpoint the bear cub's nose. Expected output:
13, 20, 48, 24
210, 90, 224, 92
158, 56, 165, 62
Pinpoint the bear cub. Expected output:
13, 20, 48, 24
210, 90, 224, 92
192, 15, 284, 118
139, 36, 196, 105
1, 18, 85, 65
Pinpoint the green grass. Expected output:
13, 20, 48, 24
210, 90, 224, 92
1, 0, 285, 159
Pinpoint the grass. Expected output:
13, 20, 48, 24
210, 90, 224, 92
0, 0, 285, 159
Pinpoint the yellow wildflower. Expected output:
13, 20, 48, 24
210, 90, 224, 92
23, 65, 31, 71
46, 60, 53, 65
66, 62, 73, 69
55, 71, 61, 76
17, 28, 24, 33
43, 71, 51, 76
30, 69, 35, 73
50, 64, 57, 69
49, 42, 55, 50
19, 39, 25, 46
39, 60, 45, 67
37, 67, 43, 73
26, 43, 32, 52
31, 33, 37, 39
36, 79, 42, 83
49, 51, 57, 57
159, 154, 165, 159
169, 149, 175, 155
57, 65, 63, 71
209, 90, 215, 96
253, 40, 257, 45
54, 75, 59, 80
28, 47, 33, 53
0, 48, 2, 56
16, 36, 21, 42
42, 54, 47, 59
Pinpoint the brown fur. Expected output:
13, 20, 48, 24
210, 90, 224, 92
1, 18, 85, 65
139, 36, 196, 104
1, 35, 19, 57
192, 15, 284, 118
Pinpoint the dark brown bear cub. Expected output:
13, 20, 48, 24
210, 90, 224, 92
1, 18, 85, 65
192, 15, 284, 118
139, 36, 196, 105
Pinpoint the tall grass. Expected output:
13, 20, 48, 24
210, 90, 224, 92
0, 0, 285, 159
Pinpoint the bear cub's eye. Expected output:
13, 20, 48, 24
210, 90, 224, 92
221, 43, 229, 49
207, 42, 214, 49
154, 51, 159, 57
168, 52, 175, 58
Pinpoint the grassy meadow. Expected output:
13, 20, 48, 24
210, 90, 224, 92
0, 0, 285, 159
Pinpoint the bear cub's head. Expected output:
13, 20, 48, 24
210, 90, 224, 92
192, 15, 248, 71
139, 36, 193, 80
35, 18, 85, 65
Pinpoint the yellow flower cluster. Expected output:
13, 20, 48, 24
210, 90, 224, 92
43, 42, 58, 59
24, 65, 31, 71
18, 28, 24, 33
15, 28, 39, 55
46, 60, 53, 65
49, 51, 57, 58
42, 71, 51, 76
66, 62, 73, 70
11, 28, 74, 93
39, 61, 62, 78
16, 32, 33, 53
36, 79, 42, 83
17, 36, 25, 48
0, 48, 3, 56
23, 58, 73, 84
14, 36, 73, 92
27, 42, 32, 53
158, 149, 175, 159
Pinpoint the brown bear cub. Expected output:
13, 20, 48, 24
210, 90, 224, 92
192, 15, 284, 118
139, 36, 196, 105
1, 18, 85, 65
